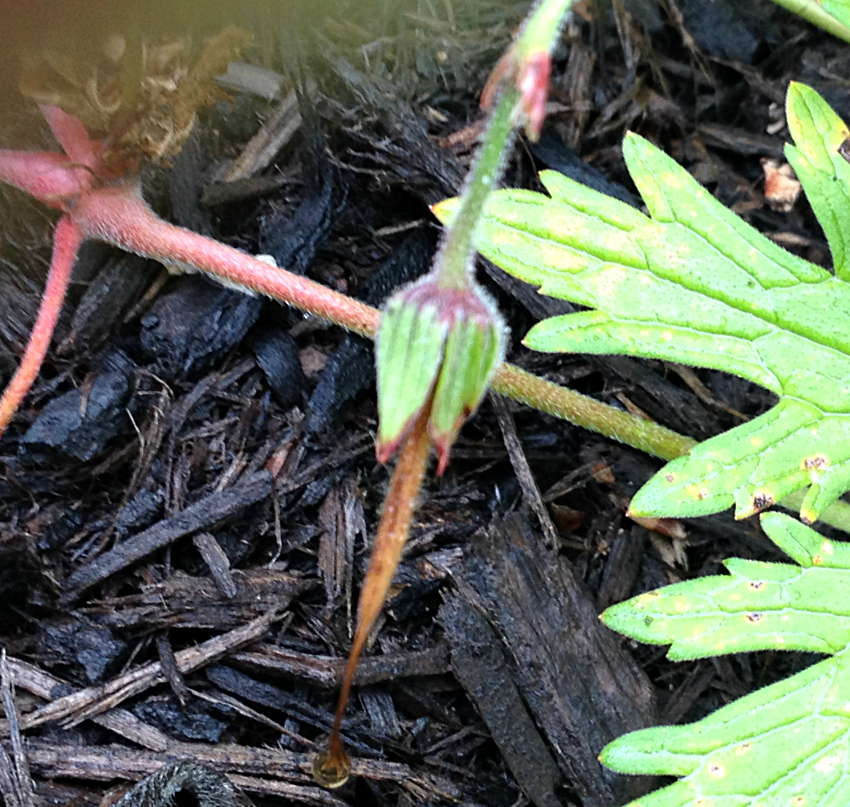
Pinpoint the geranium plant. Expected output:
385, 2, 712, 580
6, 3, 850, 802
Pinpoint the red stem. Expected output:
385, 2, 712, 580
0, 150, 89, 208
0, 215, 82, 435
313, 406, 432, 788
40, 105, 102, 170
72, 185, 380, 337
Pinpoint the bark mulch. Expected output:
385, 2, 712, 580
0, 2, 846, 806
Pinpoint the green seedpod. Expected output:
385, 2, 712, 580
427, 285, 505, 474
374, 275, 505, 471
375, 284, 448, 463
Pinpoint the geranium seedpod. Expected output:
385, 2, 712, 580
375, 275, 505, 473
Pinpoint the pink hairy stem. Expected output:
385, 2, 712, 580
0, 215, 83, 435
71, 184, 380, 337
0, 150, 90, 208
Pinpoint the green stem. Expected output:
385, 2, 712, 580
432, 0, 574, 291
491, 364, 850, 532
520, 0, 575, 53
492, 363, 695, 461
433, 87, 520, 290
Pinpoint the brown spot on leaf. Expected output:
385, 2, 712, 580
665, 473, 675, 483
840, 137, 850, 164
745, 613, 763, 623
803, 455, 828, 470
749, 581, 764, 590
751, 492, 774, 512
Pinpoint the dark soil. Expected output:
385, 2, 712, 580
0, 2, 846, 806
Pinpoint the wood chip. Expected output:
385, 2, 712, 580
443, 513, 659, 807
19, 611, 278, 731
63, 471, 273, 601
192, 532, 239, 599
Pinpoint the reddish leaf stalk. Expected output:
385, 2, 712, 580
0, 150, 92, 206
0, 216, 82, 434
313, 405, 432, 788
72, 184, 379, 337
0, 151, 693, 463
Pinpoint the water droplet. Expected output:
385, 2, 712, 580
312, 747, 351, 789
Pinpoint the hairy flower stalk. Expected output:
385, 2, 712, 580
313, 0, 574, 787
312, 405, 432, 788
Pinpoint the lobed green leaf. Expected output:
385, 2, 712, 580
599, 513, 850, 806
435, 84, 850, 523
785, 82, 850, 281
603, 514, 850, 659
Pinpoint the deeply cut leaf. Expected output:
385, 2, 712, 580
785, 83, 850, 281
599, 512, 850, 807
434, 83, 850, 523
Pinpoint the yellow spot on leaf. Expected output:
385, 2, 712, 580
800, 508, 817, 526
815, 755, 840, 774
